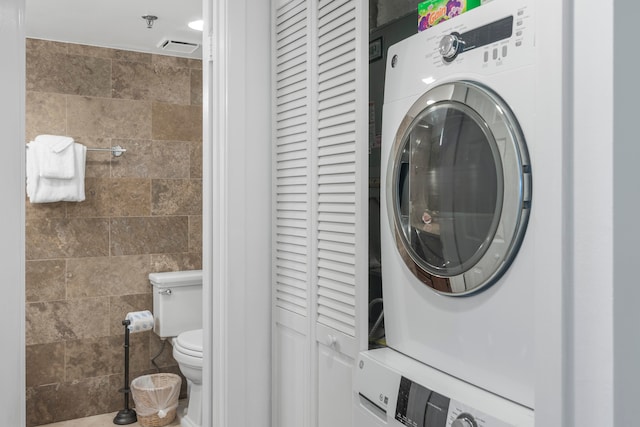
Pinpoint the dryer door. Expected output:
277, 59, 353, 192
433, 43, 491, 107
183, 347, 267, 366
387, 81, 531, 295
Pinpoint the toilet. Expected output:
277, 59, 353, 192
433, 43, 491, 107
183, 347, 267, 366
149, 270, 203, 427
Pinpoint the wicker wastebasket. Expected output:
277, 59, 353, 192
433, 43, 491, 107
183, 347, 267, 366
131, 373, 182, 427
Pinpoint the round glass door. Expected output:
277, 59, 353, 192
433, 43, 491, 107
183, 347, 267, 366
387, 81, 531, 295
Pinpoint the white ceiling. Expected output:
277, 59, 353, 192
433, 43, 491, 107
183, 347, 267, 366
26, 0, 203, 59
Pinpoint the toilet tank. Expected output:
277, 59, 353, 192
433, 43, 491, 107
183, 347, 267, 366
149, 270, 203, 339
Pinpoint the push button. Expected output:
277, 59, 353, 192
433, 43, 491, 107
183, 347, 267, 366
493, 48, 498, 60
484, 51, 489, 62
502, 46, 508, 57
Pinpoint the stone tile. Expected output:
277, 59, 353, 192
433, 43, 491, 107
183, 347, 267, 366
67, 96, 152, 140
152, 102, 202, 142
27, 38, 68, 55
66, 178, 151, 218
151, 179, 202, 216
66, 43, 115, 59
129, 332, 153, 373
26, 218, 110, 260
190, 141, 203, 179
65, 337, 117, 381
26, 298, 110, 345
26, 384, 58, 427
110, 139, 190, 179
150, 253, 202, 272
25, 91, 67, 142
27, 50, 112, 97
66, 255, 152, 299
152, 54, 192, 68
77, 137, 113, 178
191, 68, 203, 106
26, 342, 65, 387
107, 178, 151, 216
64, 333, 149, 382
188, 58, 202, 69
25, 197, 67, 221
65, 178, 111, 217
113, 49, 152, 64
109, 294, 153, 335
66, 44, 151, 64
110, 216, 189, 256
106, 373, 129, 415
53, 376, 113, 423
189, 216, 203, 253
26, 260, 66, 303
112, 61, 191, 104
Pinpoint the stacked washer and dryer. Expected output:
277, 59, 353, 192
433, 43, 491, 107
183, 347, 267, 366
356, 1, 536, 426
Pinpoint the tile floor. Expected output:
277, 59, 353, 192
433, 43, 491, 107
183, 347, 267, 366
40, 401, 186, 427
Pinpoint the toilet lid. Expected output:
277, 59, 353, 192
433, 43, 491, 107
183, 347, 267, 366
175, 329, 203, 357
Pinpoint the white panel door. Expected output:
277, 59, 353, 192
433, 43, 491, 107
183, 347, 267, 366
274, 311, 311, 427
318, 343, 356, 427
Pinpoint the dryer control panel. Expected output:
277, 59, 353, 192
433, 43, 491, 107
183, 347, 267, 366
354, 349, 534, 427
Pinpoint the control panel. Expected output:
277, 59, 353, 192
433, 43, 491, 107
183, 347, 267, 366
395, 376, 514, 427
383, 0, 536, 106
354, 349, 534, 427
408, 3, 533, 73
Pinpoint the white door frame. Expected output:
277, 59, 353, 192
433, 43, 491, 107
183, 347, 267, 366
0, 0, 26, 425
202, 0, 272, 426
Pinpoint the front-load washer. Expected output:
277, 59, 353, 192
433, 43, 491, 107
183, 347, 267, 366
354, 348, 534, 427
380, 0, 536, 407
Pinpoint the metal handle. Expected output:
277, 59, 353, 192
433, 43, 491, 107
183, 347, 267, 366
158, 289, 172, 295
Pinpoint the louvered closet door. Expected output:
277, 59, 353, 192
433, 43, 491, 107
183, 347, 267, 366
272, 0, 367, 426
315, 1, 367, 427
273, 1, 314, 427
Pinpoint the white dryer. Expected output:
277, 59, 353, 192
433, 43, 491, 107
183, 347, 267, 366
380, 0, 536, 408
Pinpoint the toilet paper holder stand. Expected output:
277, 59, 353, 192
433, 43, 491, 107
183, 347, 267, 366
113, 318, 137, 425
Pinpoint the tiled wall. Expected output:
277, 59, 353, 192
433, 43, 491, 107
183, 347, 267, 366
25, 39, 202, 426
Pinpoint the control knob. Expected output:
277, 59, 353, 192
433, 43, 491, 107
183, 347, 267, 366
451, 413, 477, 427
439, 33, 463, 61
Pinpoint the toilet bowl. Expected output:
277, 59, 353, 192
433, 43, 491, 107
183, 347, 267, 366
172, 329, 203, 427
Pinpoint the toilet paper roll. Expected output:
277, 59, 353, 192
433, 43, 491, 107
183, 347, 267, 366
125, 310, 154, 333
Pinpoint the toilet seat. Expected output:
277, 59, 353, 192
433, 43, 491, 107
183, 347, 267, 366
174, 329, 203, 359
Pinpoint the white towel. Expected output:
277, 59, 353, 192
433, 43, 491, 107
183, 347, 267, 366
33, 134, 76, 179
26, 141, 86, 203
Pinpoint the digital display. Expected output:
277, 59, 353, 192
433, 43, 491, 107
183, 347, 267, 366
460, 15, 514, 52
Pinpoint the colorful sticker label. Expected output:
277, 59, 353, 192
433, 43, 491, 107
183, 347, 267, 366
418, 0, 481, 31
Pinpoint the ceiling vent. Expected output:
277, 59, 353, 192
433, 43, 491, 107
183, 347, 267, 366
158, 39, 200, 54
